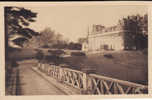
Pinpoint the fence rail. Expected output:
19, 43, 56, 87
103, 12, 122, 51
37, 63, 148, 94
87, 74, 148, 94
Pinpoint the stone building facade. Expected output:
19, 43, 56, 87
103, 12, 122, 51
82, 24, 125, 52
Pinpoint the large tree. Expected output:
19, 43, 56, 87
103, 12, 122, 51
5, 6, 38, 50
30, 27, 68, 49
38, 28, 56, 47
5, 7, 38, 93
121, 14, 148, 50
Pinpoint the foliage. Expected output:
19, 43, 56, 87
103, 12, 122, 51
5, 6, 38, 47
67, 42, 82, 50
51, 40, 68, 49
141, 48, 148, 55
78, 37, 87, 44
39, 28, 56, 47
121, 14, 148, 50
103, 54, 113, 59
35, 50, 44, 60
71, 52, 86, 56
27, 27, 66, 49
27, 27, 82, 50
48, 49, 65, 56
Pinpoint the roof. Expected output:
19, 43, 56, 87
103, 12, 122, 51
89, 30, 124, 38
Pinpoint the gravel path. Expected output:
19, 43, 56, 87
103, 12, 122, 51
18, 60, 66, 95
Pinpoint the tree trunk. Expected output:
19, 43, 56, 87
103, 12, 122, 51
4, 7, 9, 61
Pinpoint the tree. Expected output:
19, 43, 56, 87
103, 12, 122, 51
5, 7, 38, 93
78, 37, 87, 44
5, 6, 38, 49
67, 42, 82, 50
23, 35, 41, 48
38, 28, 56, 47
35, 28, 69, 49
121, 14, 148, 50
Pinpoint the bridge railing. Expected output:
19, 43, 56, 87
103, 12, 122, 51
38, 63, 86, 91
61, 68, 86, 90
87, 74, 148, 94
37, 63, 148, 94
38, 63, 61, 80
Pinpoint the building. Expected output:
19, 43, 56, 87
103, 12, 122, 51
82, 24, 125, 52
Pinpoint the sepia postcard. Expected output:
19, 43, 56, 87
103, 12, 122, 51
0, 1, 152, 100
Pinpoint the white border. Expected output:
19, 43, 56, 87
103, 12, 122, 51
0, 1, 151, 99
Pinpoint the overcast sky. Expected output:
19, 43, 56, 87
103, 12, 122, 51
26, 5, 147, 42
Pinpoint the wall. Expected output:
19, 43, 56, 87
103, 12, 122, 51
87, 31, 124, 52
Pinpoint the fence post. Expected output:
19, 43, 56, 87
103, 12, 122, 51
38, 63, 40, 70
59, 67, 63, 82
42, 64, 44, 72
81, 66, 96, 94
82, 72, 87, 93
47, 65, 50, 75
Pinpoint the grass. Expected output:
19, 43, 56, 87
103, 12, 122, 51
63, 50, 148, 85
7, 48, 148, 85
8, 48, 37, 61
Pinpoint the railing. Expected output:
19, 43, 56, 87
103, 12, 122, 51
61, 68, 86, 90
37, 63, 148, 94
38, 63, 85, 91
87, 74, 148, 94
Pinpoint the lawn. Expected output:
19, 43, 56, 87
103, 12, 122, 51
8, 48, 37, 60
8, 48, 148, 85
62, 50, 148, 85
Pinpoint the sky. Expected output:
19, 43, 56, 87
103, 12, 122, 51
25, 4, 147, 42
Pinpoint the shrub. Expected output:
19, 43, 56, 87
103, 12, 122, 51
48, 49, 65, 56
43, 55, 64, 65
71, 52, 86, 56
35, 50, 44, 60
104, 54, 113, 59
141, 48, 148, 55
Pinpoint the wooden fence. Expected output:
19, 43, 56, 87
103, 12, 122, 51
37, 63, 148, 94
